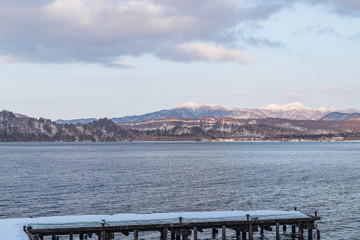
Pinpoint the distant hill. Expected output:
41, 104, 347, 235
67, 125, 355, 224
320, 112, 360, 121
56, 118, 97, 124
57, 102, 355, 124
111, 103, 231, 123
0, 110, 133, 142
119, 116, 360, 140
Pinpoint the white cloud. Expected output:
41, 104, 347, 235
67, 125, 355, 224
0, 0, 285, 66
160, 43, 249, 63
105, 62, 135, 68
0, 0, 358, 66
43, 0, 200, 39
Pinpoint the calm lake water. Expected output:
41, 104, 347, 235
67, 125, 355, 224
0, 142, 359, 239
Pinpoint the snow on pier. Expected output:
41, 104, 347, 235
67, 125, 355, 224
0, 210, 320, 240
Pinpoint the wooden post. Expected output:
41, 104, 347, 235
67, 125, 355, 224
69, 233, 73, 240
222, 225, 226, 240
292, 225, 296, 236
317, 229, 320, 239
134, 230, 138, 240
236, 230, 240, 239
248, 224, 253, 240
193, 227, 198, 240
52, 235, 56, 240
283, 225, 287, 232
308, 229, 313, 240
171, 231, 175, 240
242, 230, 246, 240
212, 228, 217, 238
315, 211, 318, 217
181, 232, 186, 240
276, 223, 280, 240
260, 227, 264, 236
163, 228, 168, 240
100, 231, 106, 240
298, 223, 303, 240
294, 207, 297, 211
179, 217, 183, 223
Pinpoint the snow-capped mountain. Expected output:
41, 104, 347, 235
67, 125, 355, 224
229, 102, 336, 120
174, 102, 226, 111
110, 102, 345, 123
259, 102, 312, 111
111, 102, 231, 123
56, 102, 360, 124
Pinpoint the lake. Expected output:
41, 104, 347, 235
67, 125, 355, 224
0, 142, 359, 239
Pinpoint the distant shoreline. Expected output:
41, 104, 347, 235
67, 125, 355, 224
1, 140, 360, 143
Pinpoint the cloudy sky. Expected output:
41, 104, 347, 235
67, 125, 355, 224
1, 0, 360, 120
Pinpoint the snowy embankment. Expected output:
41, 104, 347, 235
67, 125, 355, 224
0, 210, 310, 239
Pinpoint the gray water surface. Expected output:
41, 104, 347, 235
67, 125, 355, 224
0, 142, 359, 239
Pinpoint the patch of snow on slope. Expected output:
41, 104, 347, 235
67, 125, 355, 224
317, 106, 337, 113
260, 104, 283, 111
174, 102, 224, 110
259, 102, 311, 111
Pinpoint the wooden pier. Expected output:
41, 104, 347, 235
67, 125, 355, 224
24, 209, 321, 240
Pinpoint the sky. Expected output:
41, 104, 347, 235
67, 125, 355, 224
0, 0, 360, 120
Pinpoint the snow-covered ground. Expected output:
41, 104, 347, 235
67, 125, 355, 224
0, 210, 310, 239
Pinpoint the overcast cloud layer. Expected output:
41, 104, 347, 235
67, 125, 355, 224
0, 0, 359, 66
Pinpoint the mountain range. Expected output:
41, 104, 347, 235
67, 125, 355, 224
2, 109, 360, 142
56, 102, 360, 124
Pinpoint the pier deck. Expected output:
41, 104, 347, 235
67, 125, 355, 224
23, 210, 321, 240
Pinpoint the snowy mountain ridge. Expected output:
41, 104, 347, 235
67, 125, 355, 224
175, 102, 336, 113
54, 102, 360, 124
174, 102, 225, 110
258, 102, 312, 111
